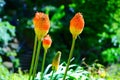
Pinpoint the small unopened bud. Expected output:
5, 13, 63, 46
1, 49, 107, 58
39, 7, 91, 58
42, 35, 52, 50
52, 51, 61, 71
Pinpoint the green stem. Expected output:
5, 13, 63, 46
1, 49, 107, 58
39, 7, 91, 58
50, 70, 55, 80
41, 49, 47, 80
32, 40, 42, 80
62, 38, 76, 80
29, 35, 37, 80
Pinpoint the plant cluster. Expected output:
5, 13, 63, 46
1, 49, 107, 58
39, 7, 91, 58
28, 11, 85, 80
1, 0, 120, 65
0, 0, 120, 80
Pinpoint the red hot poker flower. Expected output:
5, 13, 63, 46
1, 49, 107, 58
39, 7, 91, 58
33, 12, 50, 40
70, 12, 85, 39
42, 35, 52, 50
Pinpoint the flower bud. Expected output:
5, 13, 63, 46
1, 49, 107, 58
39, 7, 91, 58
52, 51, 61, 71
70, 12, 84, 39
42, 35, 52, 50
33, 12, 50, 40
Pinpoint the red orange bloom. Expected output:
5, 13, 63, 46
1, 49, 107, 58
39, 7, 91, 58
70, 12, 84, 39
33, 12, 50, 40
42, 35, 52, 50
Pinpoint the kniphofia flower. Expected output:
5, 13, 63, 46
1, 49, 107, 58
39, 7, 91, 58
70, 12, 84, 39
41, 34, 52, 79
33, 12, 50, 40
52, 51, 61, 71
42, 35, 52, 50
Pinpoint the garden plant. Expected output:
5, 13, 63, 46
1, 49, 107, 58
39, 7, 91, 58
0, 0, 120, 80
29, 12, 85, 80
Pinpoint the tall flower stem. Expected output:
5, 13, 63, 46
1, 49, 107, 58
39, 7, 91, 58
41, 49, 47, 80
32, 40, 42, 80
29, 35, 37, 80
63, 38, 76, 80
50, 70, 55, 80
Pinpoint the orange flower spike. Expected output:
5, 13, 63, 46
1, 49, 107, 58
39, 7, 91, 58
70, 12, 85, 39
42, 35, 52, 50
33, 12, 50, 40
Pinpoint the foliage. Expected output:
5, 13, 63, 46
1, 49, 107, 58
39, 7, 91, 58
0, 21, 19, 68
36, 63, 90, 80
0, 57, 28, 80
0, 21, 15, 46
0, 63, 10, 80
36, 62, 115, 80
0, 59, 120, 80
87, 62, 106, 79
102, 48, 120, 63
106, 64, 120, 80
0, 21, 16, 58
98, 0, 120, 64
0, 64, 28, 80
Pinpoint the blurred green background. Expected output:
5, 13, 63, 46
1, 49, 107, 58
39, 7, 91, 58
0, 0, 120, 72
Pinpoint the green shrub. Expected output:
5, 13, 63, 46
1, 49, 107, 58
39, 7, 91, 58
0, 61, 28, 80
0, 21, 15, 46
0, 21, 19, 68
102, 48, 120, 63
106, 64, 120, 80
